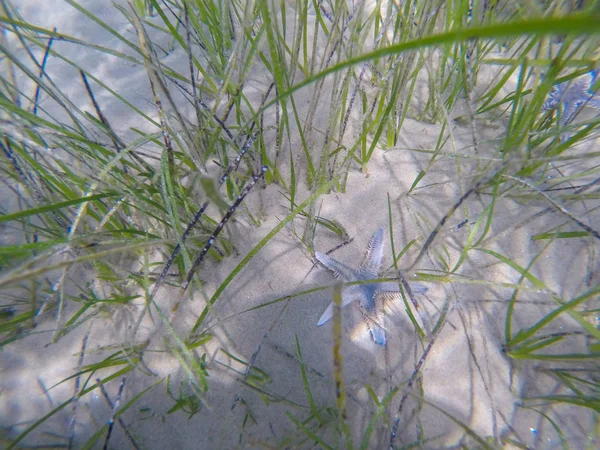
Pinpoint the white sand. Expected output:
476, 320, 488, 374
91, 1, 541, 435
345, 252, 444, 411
1, 1, 597, 449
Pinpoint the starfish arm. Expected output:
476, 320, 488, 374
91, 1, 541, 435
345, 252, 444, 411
369, 327, 386, 346
542, 84, 563, 111
408, 282, 428, 294
362, 293, 387, 346
379, 281, 428, 294
314, 228, 428, 345
316, 294, 358, 326
559, 100, 580, 126
377, 291, 402, 303
585, 95, 600, 109
361, 227, 384, 273
373, 291, 406, 314
315, 251, 357, 281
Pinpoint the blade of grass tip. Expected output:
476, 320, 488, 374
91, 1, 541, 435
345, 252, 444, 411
234, 283, 333, 316
190, 179, 336, 334
462, 41, 480, 163
477, 57, 520, 113
400, 283, 426, 339
295, 335, 324, 425
552, 369, 597, 395
79, 70, 127, 162
394, 239, 416, 263
527, 394, 600, 413
160, 148, 184, 233
182, 2, 201, 128
287, 88, 316, 186
509, 335, 564, 358
473, 183, 498, 248
399, 271, 427, 338
49, 269, 67, 343
238, 301, 288, 397
409, 170, 427, 193
532, 231, 592, 240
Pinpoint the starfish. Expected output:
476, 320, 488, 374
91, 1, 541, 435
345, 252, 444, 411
542, 69, 600, 133
315, 228, 427, 346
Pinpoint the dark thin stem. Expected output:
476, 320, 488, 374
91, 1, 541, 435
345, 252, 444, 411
389, 335, 437, 449
80, 70, 124, 151
102, 378, 126, 450
221, 85, 243, 124
399, 271, 422, 315
505, 174, 600, 240
150, 130, 261, 297
182, 166, 267, 289
322, 2, 360, 69
1, 138, 29, 190
168, 76, 235, 140
243, 302, 289, 379
318, 1, 333, 22
268, 341, 326, 378
79, 70, 131, 175
33, 27, 56, 116
97, 378, 139, 450
339, 63, 367, 142
407, 163, 507, 272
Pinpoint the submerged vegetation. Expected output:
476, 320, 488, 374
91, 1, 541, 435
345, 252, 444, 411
1, 0, 599, 448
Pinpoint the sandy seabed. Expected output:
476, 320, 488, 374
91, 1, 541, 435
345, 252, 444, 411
1, 1, 598, 449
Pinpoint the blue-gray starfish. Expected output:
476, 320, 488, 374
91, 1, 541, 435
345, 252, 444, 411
315, 228, 427, 346
542, 69, 600, 133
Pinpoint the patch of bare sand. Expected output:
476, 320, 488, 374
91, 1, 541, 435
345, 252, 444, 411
2, 1, 598, 449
